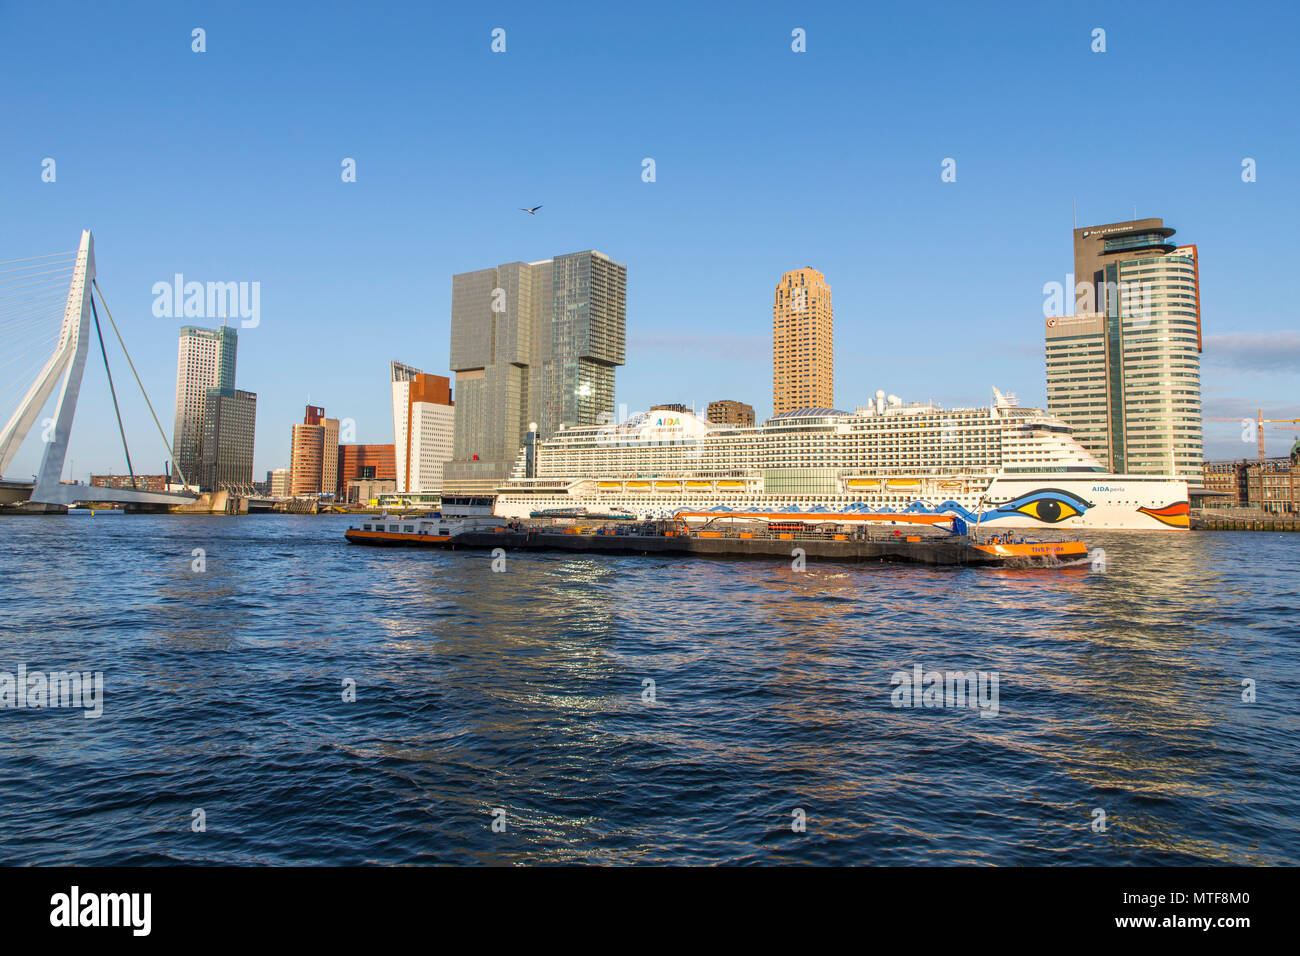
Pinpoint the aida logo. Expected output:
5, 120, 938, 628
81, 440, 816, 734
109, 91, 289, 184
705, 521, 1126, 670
654, 417, 682, 427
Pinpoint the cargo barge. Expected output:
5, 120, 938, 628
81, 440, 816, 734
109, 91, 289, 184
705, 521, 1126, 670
344, 506, 1089, 567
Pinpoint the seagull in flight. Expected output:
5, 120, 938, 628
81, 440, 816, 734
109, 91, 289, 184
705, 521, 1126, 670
519, 205, 543, 215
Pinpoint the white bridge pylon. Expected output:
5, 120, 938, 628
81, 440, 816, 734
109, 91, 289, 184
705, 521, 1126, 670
0, 230, 195, 506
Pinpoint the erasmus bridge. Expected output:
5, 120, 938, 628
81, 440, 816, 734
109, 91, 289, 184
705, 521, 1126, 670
0, 230, 198, 510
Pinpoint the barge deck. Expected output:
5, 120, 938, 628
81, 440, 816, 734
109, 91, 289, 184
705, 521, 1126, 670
348, 525, 1086, 567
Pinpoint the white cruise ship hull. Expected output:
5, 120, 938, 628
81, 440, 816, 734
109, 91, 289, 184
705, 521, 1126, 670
490, 395, 1192, 531
494, 473, 1190, 531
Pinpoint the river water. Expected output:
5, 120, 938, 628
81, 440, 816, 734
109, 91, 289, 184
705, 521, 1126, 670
0, 515, 1295, 864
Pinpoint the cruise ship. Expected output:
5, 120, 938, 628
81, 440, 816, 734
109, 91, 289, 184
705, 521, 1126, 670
494, 389, 1190, 530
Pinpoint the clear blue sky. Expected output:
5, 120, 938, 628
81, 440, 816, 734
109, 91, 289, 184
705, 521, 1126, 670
2, 0, 1297, 481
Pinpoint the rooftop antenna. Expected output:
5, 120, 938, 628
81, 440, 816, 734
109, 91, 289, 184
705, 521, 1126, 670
1072, 197, 1077, 229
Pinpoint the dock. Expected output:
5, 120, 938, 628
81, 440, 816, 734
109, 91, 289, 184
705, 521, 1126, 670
1191, 511, 1300, 532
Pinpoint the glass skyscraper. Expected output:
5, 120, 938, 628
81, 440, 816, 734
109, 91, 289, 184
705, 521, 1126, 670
172, 325, 237, 487
445, 250, 626, 494
1046, 218, 1203, 479
200, 387, 257, 492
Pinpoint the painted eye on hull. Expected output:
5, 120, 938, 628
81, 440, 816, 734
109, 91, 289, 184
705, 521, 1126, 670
995, 489, 1093, 524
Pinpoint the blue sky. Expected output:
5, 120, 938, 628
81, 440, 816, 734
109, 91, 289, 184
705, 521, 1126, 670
2, 0, 1298, 481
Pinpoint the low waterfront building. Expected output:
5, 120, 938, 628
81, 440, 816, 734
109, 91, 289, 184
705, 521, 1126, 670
90, 474, 169, 492
344, 477, 396, 505
268, 468, 290, 498
707, 400, 755, 426
1202, 451, 1300, 514
376, 491, 442, 510
1201, 460, 1246, 506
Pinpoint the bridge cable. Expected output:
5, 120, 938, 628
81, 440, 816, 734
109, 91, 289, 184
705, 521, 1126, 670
92, 279, 189, 487
88, 291, 137, 489
0, 250, 76, 268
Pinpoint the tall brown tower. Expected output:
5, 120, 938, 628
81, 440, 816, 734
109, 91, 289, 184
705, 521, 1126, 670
772, 267, 833, 414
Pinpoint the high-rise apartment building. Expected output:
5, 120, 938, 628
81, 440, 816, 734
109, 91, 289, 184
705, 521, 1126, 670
445, 250, 627, 494
1046, 218, 1203, 477
200, 387, 256, 491
172, 325, 237, 486
289, 425, 322, 497
390, 361, 455, 494
772, 267, 833, 414
707, 400, 755, 426
289, 405, 339, 497
321, 415, 339, 500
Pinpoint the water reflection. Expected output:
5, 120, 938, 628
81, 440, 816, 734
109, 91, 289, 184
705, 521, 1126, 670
0, 516, 1294, 864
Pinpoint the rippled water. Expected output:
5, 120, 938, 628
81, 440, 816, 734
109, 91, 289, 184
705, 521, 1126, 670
0, 515, 1296, 865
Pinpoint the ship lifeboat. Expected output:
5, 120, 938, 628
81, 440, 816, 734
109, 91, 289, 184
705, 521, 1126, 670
685, 481, 713, 489
626, 481, 652, 491
845, 478, 880, 489
654, 481, 682, 490
597, 481, 622, 490
887, 479, 921, 490
716, 480, 745, 489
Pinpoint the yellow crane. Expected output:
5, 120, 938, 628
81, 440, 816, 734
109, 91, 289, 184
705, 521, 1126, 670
1204, 410, 1300, 461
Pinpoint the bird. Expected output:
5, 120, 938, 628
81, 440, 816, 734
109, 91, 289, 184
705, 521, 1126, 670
519, 205, 543, 215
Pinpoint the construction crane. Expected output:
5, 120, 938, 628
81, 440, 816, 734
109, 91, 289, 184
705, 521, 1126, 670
1204, 409, 1300, 461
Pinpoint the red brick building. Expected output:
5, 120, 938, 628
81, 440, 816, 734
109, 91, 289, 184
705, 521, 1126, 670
90, 474, 169, 492
336, 444, 396, 499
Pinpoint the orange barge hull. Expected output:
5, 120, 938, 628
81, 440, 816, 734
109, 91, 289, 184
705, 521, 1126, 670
344, 529, 452, 546
970, 541, 1088, 560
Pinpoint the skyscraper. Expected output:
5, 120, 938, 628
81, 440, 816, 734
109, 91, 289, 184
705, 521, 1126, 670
1046, 218, 1203, 477
390, 361, 455, 494
772, 267, 833, 414
445, 250, 627, 494
200, 387, 256, 491
289, 404, 339, 497
172, 325, 236, 486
